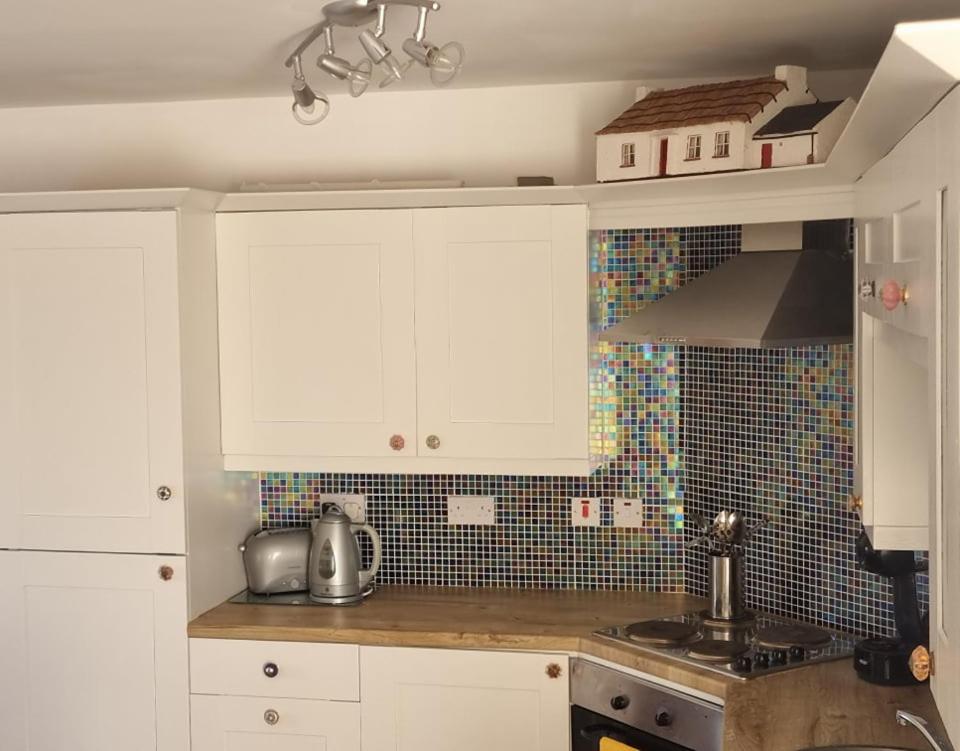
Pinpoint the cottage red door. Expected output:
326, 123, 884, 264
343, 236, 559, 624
658, 138, 669, 176
761, 142, 773, 168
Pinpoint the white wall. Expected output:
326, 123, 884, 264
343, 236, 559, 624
0, 69, 871, 192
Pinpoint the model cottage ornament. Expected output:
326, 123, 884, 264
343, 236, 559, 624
595, 65, 855, 182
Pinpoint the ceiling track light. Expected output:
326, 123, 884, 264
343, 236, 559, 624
283, 0, 464, 124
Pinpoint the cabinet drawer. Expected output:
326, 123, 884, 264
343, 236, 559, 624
190, 639, 359, 701
191, 694, 360, 751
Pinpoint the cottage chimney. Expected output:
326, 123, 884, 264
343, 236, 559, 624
774, 65, 808, 93
635, 85, 652, 103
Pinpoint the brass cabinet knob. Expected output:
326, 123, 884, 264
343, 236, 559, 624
158, 565, 174, 581
156, 486, 173, 502
263, 709, 280, 726
910, 645, 932, 682
848, 494, 863, 512
426, 434, 441, 450
389, 434, 405, 451
545, 662, 563, 679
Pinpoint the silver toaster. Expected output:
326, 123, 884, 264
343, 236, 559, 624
240, 528, 312, 594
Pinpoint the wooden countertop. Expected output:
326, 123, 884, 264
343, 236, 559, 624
190, 586, 948, 750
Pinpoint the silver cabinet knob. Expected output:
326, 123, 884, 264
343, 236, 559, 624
426, 434, 440, 450
156, 486, 173, 502
263, 662, 279, 678
263, 709, 280, 726
858, 280, 876, 300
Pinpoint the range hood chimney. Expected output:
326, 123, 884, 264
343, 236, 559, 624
599, 220, 853, 348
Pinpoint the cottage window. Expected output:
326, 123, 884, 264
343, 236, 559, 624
714, 131, 730, 158
620, 142, 636, 168
686, 134, 702, 160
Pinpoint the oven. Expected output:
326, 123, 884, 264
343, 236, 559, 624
570, 659, 723, 751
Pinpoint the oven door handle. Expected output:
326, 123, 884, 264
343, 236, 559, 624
579, 722, 642, 750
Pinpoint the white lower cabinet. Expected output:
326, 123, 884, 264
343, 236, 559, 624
360, 646, 570, 751
0, 550, 189, 751
191, 695, 361, 751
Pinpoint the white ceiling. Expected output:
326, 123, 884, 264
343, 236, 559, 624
1, 0, 958, 107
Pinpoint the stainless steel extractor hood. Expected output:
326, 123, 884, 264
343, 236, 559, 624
599, 224, 853, 348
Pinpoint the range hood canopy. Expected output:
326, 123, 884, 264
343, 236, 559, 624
599, 227, 853, 349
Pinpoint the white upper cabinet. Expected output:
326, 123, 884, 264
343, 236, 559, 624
0, 550, 189, 751
0, 212, 186, 554
217, 204, 590, 474
854, 95, 944, 551
217, 210, 418, 460
414, 206, 588, 460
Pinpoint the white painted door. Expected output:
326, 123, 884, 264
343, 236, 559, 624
854, 103, 940, 550
217, 210, 417, 459
932, 85, 960, 746
0, 550, 189, 751
360, 646, 569, 751
414, 205, 588, 459
191, 695, 360, 751
0, 212, 184, 553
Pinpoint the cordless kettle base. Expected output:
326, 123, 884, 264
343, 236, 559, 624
308, 592, 365, 606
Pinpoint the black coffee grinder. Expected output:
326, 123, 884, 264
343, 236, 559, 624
853, 530, 929, 685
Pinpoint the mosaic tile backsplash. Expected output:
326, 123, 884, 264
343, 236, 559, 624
259, 223, 920, 637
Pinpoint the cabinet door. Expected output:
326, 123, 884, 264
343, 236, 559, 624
0, 550, 189, 751
414, 205, 588, 459
217, 210, 417, 459
0, 212, 184, 553
360, 646, 569, 751
854, 107, 939, 550
191, 695, 360, 751
932, 86, 960, 745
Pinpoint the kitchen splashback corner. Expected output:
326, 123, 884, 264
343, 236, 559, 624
259, 223, 921, 637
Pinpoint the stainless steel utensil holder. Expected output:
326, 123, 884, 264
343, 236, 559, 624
709, 551, 746, 621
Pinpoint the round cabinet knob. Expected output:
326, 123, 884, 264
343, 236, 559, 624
848, 494, 864, 512
545, 662, 563, 679
425, 434, 441, 450
858, 280, 876, 300
610, 695, 630, 711
389, 434, 405, 451
909, 645, 931, 682
880, 280, 909, 311
158, 565, 174, 581
263, 662, 279, 678
654, 710, 673, 727
156, 486, 173, 502
263, 709, 280, 726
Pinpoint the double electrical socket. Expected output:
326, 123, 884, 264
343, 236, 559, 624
319, 493, 366, 523
570, 497, 645, 528
447, 495, 497, 525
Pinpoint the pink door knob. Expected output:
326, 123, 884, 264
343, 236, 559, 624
880, 280, 908, 311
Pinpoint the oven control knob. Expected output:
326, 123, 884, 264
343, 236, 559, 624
654, 709, 673, 727
770, 649, 788, 665
754, 652, 770, 668
610, 695, 630, 711
789, 646, 806, 661
733, 656, 752, 673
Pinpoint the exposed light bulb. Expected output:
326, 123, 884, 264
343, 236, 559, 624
317, 53, 373, 98
290, 55, 330, 125
359, 28, 406, 87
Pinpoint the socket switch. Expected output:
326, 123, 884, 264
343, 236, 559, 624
447, 496, 496, 525
571, 497, 600, 527
320, 493, 366, 523
613, 497, 645, 528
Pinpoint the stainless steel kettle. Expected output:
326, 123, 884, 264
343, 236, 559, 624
309, 504, 382, 604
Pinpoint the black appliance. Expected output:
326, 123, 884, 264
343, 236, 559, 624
853, 530, 929, 686
570, 659, 723, 751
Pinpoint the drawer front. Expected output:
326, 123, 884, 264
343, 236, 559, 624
191, 694, 360, 751
190, 639, 359, 701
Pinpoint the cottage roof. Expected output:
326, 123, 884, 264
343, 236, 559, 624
752, 100, 845, 137
596, 76, 788, 136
